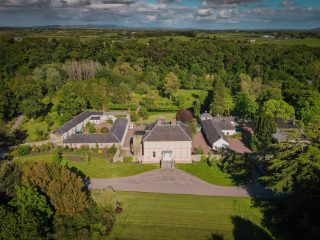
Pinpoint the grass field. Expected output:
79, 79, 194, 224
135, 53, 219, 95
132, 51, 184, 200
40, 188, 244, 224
198, 32, 320, 47
255, 38, 320, 47
177, 162, 234, 186
16, 153, 158, 178
142, 111, 177, 124
108, 191, 273, 240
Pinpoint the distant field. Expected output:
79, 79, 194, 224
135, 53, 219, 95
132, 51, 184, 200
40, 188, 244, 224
197, 32, 320, 47
108, 191, 273, 240
255, 38, 320, 47
16, 153, 158, 178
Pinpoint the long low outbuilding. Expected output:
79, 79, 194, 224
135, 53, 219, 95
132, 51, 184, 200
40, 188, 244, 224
63, 118, 129, 148
50, 111, 128, 143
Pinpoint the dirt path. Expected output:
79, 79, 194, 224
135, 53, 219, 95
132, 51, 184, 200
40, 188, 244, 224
11, 115, 24, 130
89, 169, 274, 198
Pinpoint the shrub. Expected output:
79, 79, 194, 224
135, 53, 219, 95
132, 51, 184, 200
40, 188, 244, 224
194, 147, 203, 154
130, 112, 139, 122
172, 94, 183, 107
107, 145, 117, 158
188, 120, 197, 136
91, 187, 117, 212
138, 107, 149, 120
76, 146, 89, 155
53, 149, 63, 163
14, 145, 31, 157
86, 122, 96, 133
123, 156, 133, 163
106, 119, 113, 124
200, 155, 207, 163
101, 127, 109, 133
38, 143, 55, 152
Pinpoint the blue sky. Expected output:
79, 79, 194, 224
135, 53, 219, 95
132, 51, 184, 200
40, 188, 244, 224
0, 0, 319, 29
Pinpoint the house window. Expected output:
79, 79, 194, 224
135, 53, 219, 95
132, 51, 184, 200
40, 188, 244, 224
153, 151, 156, 157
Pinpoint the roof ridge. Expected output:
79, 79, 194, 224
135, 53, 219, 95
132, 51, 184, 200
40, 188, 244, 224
177, 123, 192, 141
111, 125, 120, 142
143, 123, 158, 141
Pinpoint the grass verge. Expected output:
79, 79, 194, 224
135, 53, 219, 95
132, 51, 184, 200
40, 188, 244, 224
177, 161, 234, 186
15, 153, 158, 178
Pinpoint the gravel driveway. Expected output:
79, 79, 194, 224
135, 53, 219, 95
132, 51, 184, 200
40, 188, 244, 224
89, 169, 273, 198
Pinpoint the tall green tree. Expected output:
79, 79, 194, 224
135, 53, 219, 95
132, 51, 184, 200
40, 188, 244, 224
254, 111, 276, 145
163, 72, 180, 99
56, 84, 86, 122
233, 92, 258, 120
260, 141, 320, 239
210, 78, 226, 116
23, 162, 88, 216
0, 161, 21, 200
0, 81, 15, 120
296, 91, 320, 124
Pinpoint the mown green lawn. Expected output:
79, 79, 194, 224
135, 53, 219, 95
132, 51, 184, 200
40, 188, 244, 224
177, 162, 234, 186
16, 153, 158, 178
142, 111, 177, 124
108, 191, 273, 240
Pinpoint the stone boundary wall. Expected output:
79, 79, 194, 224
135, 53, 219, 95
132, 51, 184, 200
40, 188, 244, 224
191, 154, 222, 162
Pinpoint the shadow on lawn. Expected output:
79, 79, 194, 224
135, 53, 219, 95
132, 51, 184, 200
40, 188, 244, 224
209, 216, 273, 240
231, 216, 273, 240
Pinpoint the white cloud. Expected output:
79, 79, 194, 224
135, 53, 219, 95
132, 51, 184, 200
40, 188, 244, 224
196, 8, 213, 16
145, 15, 157, 22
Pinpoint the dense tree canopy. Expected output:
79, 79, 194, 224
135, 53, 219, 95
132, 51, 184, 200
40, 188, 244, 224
23, 162, 88, 216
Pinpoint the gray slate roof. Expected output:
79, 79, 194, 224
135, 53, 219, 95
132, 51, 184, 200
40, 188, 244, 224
55, 112, 103, 134
64, 134, 119, 144
109, 118, 129, 142
276, 118, 298, 129
201, 119, 225, 146
143, 122, 192, 142
63, 118, 129, 144
212, 118, 236, 131
54, 111, 127, 134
